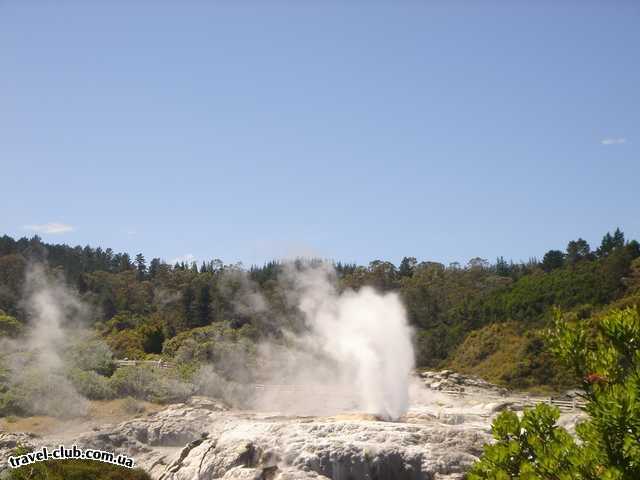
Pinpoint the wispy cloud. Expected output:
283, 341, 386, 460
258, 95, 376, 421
601, 137, 627, 145
24, 222, 75, 234
170, 253, 196, 264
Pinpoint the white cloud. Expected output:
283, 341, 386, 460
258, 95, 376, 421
24, 222, 75, 234
601, 137, 627, 145
171, 253, 196, 265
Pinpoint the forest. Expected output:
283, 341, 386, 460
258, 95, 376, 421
0, 229, 639, 417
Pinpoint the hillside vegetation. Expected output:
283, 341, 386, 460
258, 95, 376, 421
0, 229, 639, 416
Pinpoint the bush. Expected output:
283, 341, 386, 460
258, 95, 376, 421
470, 307, 640, 479
109, 366, 193, 403
162, 323, 256, 382
105, 330, 146, 359
66, 338, 116, 376
0, 313, 22, 337
68, 368, 115, 400
6, 458, 152, 480
468, 404, 581, 479
0, 390, 27, 417
6, 369, 88, 418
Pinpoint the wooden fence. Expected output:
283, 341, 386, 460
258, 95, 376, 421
115, 359, 174, 369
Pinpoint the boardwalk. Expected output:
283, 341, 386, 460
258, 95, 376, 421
115, 359, 174, 369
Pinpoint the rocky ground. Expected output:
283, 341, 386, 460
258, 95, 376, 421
0, 373, 585, 480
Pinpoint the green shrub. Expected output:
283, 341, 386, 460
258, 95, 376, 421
65, 338, 116, 376
105, 330, 146, 359
470, 307, 640, 479
0, 390, 25, 417
0, 313, 22, 337
6, 369, 88, 418
68, 368, 115, 400
162, 323, 256, 382
468, 404, 582, 479
109, 366, 193, 403
5, 459, 152, 480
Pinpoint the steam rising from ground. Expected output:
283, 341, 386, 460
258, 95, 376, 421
3, 265, 89, 416
249, 264, 415, 420
3, 262, 415, 421
22, 265, 89, 371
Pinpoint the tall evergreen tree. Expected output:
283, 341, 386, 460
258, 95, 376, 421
399, 256, 417, 277
148, 258, 161, 278
566, 238, 591, 264
612, 227, 625, 248
118, 253, 132, 272
541, 250, 565, 272
495, 256, 510, 276
195, 284, 211, 327
181, 285, 196, 328
135, 253, 146, 280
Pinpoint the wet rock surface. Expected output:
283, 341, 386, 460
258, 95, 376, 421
0, 379, 585, 480
419, 370, 507, 395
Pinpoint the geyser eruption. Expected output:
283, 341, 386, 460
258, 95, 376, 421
278, 263, 415, 420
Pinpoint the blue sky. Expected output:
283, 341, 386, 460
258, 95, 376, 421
1, 1, 638, 267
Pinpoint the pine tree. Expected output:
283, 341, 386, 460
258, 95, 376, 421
195, 284, 211, 327
135, 253, 146, 280
181, 285, 196, 328
541, 250, 565, 272
613, 227, 625, 249
148, 258, 161, 278
495, 256, 510, 276
399, 257, 417, 277
566, 238, 591, 264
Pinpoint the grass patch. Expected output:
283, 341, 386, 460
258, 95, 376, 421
5, 459, 151, 480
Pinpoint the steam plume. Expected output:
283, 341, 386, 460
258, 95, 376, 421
249, 263, 415, 420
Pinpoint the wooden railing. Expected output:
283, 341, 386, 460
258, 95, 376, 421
115, 359, 174, 369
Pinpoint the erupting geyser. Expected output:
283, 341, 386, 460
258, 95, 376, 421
291, 264, 415, 420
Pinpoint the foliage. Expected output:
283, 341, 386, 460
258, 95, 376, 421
5, 458, 151, 480
448, 322, 573, 390
0, 368, 88, 418
469, 307, 640, 479
0, 228, 637, 395
0, 312, 22, 337
65, 337, 116, 376
468, 404, 584, 480
109, 366, 193, 403
67, 368, 115, 400
541, 249, 565, 272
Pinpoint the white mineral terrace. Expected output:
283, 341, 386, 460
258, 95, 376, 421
0, 373, 586, 480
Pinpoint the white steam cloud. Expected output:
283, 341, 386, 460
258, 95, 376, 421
22, 265, 89, 370
4, 264, 90, 417
248, 263, 415, 420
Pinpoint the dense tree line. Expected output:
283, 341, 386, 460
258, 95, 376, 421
0, 229, 638, 390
